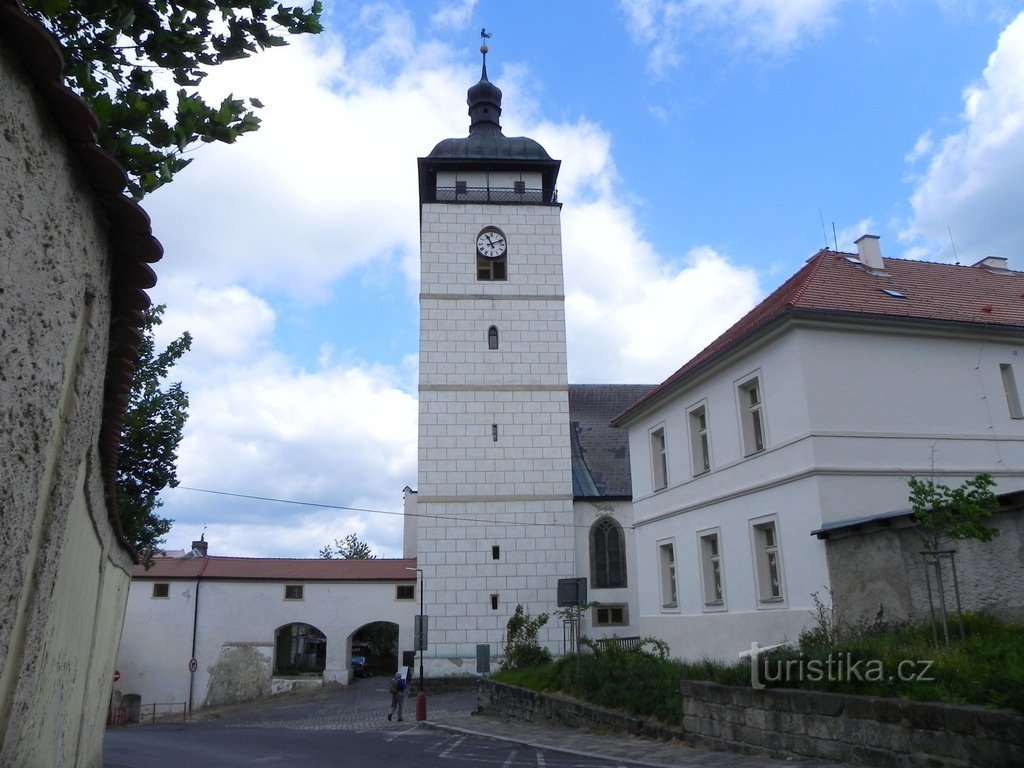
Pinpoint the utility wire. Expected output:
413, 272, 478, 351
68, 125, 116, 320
174, 485, 613, 530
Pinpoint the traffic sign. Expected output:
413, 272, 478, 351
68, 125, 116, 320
189, 658, 198, 672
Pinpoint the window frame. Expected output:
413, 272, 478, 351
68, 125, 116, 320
688, 402, 711, 476
284, 584, 304, 601
488, 325, 499, 350
698, 528, 726, 610
650, 425, 668, 492
152, 582, 169, 599
657, 539, 679, 611
590, 516, 627, 589
737, 374, 766, 456
750, 516, 785, 606
1000, 363, 1023, 419
396, 584, 415, 601
592, 603, 629, 626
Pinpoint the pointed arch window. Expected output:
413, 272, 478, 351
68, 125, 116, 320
488, 326, 499, 350
590, 516, 627, 588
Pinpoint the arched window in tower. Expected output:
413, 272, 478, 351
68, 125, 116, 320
590, 516, 627, 588
488, 325, 499, 350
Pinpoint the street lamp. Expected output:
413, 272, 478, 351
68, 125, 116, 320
405, 567, 424, 692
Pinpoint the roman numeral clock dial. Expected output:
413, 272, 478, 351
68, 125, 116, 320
476, 227, 507, 259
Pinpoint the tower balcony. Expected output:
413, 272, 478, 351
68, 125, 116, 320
427, 185, 558, 205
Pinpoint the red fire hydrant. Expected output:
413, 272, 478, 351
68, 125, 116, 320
415, 691, 427, 721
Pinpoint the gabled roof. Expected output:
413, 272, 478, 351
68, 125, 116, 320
133, 556, 418, 581
570, 384, 655, 498
615, 249, 1024, 426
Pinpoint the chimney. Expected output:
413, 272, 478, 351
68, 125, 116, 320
190, 534, 208, 557
972, 256, 1009, 270
854, 234, 884, 270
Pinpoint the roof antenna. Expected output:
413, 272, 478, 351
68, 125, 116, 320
832, 222, 839, 252
818, 209, 829, 250
948, 226, 959, 265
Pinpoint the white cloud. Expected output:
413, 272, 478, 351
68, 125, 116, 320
145, 10, 767, 556
903, 12, 1024, 264
431, 0, 478, 29
619, 0, 840, 74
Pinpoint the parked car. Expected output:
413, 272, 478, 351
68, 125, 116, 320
351, 655, 372, 677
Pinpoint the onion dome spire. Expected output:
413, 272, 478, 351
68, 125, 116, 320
467, 31, 501, 134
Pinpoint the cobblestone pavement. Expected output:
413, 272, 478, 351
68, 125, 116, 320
193, 680, 862, 768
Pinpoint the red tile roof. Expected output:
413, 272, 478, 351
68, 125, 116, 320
133, 556, 419, 581
615, 250, 1024, 424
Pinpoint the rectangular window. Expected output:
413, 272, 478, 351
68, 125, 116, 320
152, 583, 169, 598
492, 545, 500, 560
396, 585, 415, 600
1001, 364, 1023, 418
513, 180, 526, 194
698, 531, 724, 607
739, 377, 765, 455
752, 519, 784, 603
284, 584, 304, 600
658, 541, 677, 609
593, 604, 628, 626
490, 594, 499, 610
689, 404, 710, 475
455, 180, 467, 196
650, 426, 668, 491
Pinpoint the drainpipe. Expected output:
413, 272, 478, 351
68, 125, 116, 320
188, 556, 209, 715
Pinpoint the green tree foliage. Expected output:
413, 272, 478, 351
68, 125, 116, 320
501, 604, 551, 670
908, 473, 1001, 550
117, 305, 192, 565
23, 0, 323, 198
320, 532, 375, 559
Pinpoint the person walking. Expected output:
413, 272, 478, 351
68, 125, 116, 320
387, 671, 405, 721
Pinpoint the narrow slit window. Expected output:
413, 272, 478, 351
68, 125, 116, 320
488, 326, 499, 349
1001, 364, 1023, 418
491, 424, 499, 442
490, 594, 499, 610
491, 545, 500, 560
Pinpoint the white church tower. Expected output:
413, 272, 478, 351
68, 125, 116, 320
415, 40, 575, 675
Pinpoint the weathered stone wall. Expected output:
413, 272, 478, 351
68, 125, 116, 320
679, 680, 1024, 768
203, 644, 274, 708
477, 679, 1024, 768
0, 28, 134, 768
826, 507, 1024, 627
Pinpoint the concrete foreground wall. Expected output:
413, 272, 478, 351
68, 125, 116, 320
0, 25, 135, 768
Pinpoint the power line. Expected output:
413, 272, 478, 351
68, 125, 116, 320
174, 485, 612, 530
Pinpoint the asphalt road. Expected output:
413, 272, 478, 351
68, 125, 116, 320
103, 682, 647, 768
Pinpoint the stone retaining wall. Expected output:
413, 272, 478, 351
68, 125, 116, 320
477, 679, 1024, 767
680, 680, 1023, 768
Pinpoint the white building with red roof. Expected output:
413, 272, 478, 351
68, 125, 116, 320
614, 236, 1024, 659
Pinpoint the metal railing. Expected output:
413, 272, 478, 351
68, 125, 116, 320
107, 701, 189, 727
430, 185, 557, 205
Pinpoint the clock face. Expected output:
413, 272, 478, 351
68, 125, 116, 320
476, 228, 507, 259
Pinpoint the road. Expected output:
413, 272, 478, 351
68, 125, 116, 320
103, 682, 649, 768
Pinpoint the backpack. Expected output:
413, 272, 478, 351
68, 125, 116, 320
389, 678, 399, 694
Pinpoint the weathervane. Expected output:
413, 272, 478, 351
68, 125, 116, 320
480, 27, 492, 59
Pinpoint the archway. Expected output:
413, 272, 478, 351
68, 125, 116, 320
274, 623, 326, 676
350, 621, 399, 677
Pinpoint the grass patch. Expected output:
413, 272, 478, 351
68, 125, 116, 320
495, 616, 1024, 717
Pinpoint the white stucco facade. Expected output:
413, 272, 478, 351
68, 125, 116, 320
622, 292, 1024, 662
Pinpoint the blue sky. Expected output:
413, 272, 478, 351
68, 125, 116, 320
141, 1, 1024, 559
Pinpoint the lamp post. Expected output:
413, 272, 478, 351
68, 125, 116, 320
405, 567, 424, 692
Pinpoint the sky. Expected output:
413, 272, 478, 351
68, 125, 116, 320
141, 0, 1024, 560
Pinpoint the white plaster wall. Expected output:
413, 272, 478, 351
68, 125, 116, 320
116, 577, 417, 711
624, 320, 1024, 662
0, 41, 134, 768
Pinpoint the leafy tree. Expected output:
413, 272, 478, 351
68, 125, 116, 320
320, 532, 375, 560
23, 0, 323, 198
502, 604, 551, 670
117, 305, 192, 565
908, 473, 1001, 550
